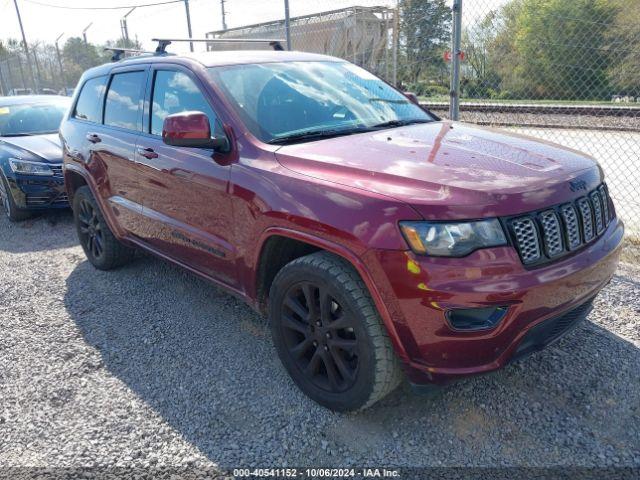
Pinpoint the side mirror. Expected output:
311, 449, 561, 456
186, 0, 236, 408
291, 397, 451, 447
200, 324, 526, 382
162, 111, 229, 152
404, 91, 420, 106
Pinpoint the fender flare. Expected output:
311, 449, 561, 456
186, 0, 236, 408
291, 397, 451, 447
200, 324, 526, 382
254, 226, 410, 363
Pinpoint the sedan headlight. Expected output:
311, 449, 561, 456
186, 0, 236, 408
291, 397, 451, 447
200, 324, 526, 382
400, 219, 507, 257
8, 158, 53, 176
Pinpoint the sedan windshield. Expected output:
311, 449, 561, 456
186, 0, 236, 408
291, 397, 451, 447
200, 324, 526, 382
208, 61, 433, 144
0, 100, 70, 136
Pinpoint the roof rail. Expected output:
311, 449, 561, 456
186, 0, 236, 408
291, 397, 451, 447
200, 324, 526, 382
152, 38, 287, 53
104, 47, 158, 62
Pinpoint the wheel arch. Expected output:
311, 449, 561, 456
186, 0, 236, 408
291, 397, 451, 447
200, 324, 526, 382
64, 168, 88, 206
253, 227, 410, 363
64, 164, 126, 241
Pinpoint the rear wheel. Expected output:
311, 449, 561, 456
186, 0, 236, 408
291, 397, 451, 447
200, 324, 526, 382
73, 186, 134, 270
269, 251, 402, 411
0, 174, 31, 222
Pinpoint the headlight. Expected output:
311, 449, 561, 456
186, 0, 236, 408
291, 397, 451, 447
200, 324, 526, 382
8, 158, 53, 176
399, 219, 507, 257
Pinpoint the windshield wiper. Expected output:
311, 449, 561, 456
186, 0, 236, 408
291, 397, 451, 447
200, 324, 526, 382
267, 127, 368, 145
370, 119, 431, 130
267, 119, 431, 145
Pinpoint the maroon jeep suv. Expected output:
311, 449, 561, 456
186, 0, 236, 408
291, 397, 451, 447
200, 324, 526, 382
60, 50, 623, 411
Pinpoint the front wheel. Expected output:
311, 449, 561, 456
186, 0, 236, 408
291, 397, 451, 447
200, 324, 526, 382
0, 174, 31, 222
269, 251, 402, 411
73, 186, 135, 270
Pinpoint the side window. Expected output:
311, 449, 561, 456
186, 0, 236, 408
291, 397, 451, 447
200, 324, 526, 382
73, 76, 107, 123
104, 71, 146, 131
151, 70, 219, 136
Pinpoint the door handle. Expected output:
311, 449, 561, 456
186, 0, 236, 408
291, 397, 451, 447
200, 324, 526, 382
86, 133, 101, 144
137, 147, 159, 159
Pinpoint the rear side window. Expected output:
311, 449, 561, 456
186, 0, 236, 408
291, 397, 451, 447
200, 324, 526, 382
73, 76, 107, 123
104, 71, 146, 131
151, 70, 218, 136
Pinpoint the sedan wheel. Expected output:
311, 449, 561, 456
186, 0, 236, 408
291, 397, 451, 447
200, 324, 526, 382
0, 174, 30, 222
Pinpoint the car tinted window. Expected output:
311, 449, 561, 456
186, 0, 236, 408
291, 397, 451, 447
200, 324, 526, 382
104, 71, 146, 131
151, 70, 218, 136
74, 76, 107, 123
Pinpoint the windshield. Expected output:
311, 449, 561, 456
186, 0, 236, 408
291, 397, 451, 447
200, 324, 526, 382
0, 100, 70, 136
208, 61, 433, 144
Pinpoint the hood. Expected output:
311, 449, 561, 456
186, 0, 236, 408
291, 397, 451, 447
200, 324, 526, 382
1, 134, 62, 163
275, 121, 602, 219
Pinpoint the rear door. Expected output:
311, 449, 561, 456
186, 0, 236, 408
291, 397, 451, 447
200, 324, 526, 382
134, 65, 237, 286
93, 65, 149, 236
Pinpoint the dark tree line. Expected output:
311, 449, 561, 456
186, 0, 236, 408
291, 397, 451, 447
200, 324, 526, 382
462, 0, 640, 100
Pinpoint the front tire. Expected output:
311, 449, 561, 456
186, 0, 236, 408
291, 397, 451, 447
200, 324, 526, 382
0, 174, 31, 222
269, 251, 402, 411
73, 186, 135, 270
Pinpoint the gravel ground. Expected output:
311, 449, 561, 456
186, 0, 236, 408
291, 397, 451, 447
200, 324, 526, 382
1, 210, 639, 473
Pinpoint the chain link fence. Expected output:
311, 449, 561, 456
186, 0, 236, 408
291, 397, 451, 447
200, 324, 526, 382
1, 0, 638, 260
205, 0, 639, 260
0, 45, 68, 95
447, 0, 640, 261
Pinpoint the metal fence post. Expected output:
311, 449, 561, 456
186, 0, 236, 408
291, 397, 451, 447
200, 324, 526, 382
392, 0, 399, 87
184, 0, 194, 52
284, 0, 292, 50
449, 0, 462, 120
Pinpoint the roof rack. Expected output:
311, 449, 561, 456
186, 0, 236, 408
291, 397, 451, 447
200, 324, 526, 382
104, 47, 159, 62
152, 38, 287, 53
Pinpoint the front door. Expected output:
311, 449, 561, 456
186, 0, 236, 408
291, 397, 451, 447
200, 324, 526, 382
135, 66, 237, 287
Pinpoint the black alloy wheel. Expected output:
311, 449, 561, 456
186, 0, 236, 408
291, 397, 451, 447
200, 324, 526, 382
72, 186, 134, 270
280, 281, 359, 393
77, 198, 104, 261
269, 251, 402, 411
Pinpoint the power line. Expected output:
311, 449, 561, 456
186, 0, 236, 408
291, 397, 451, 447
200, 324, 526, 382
22, 0, 183, 10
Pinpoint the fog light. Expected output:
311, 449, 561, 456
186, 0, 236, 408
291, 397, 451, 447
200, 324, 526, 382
446, 306, 508, 331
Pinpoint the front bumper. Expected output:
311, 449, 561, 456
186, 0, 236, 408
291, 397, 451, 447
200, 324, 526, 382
367, 217, 624, 385
4, 170, 68, 210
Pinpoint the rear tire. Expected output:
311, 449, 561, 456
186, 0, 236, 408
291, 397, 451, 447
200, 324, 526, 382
73, 186, 135, 270
0, 174, 31, 222
269, 251, 402, 411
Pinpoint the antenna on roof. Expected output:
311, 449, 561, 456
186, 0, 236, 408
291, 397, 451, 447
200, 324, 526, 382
152, 38, 287, 53
104, 47, 155, 62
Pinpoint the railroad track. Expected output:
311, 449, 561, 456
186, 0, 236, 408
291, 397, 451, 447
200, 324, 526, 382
421, 102, 640, 117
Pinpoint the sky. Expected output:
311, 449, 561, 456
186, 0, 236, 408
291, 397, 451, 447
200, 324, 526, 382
1, 0, 509, 53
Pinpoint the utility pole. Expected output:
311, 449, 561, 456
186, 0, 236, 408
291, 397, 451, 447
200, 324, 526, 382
12, 0, 38, 92
55, 33, 64, 89
183, 0, 194, 52
121, 7, 135, 46
82, 23, 93, 44
284, 0, 291, 50
449, 0, 463, 121
220, 0, 227, 30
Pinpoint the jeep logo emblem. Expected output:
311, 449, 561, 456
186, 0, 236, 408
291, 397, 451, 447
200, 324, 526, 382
569, 180, 587, 192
